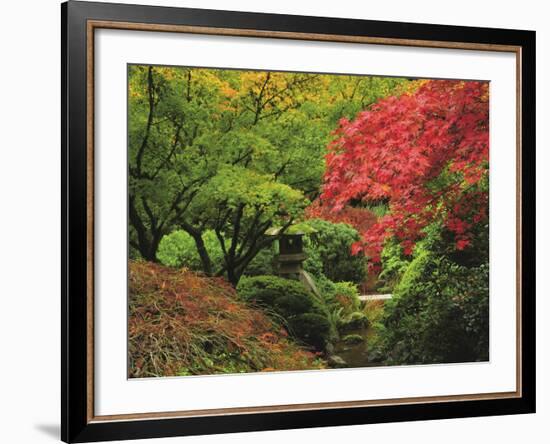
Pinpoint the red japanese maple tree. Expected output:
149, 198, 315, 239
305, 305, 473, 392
320, 80, 489, 269
305, 200, 377, 235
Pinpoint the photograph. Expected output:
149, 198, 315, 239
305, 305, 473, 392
56, 0, 537, 442
127, 65, 490, 378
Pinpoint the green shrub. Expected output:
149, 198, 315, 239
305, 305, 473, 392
378, 239, 408, 292
288, 313, 331, 350
243, 246, 276, 276
307, 275, 362, 341
237, 275, 331, 349
303, 219, 367, 284
374, 248, 489, 365
314, 279, 361, 314
237, 275, 314, 313
312, 273, 336, 301
332, 282, 361, 312
157, 230, 225, 271
273, 294, 314, 320
339, 311, 369, 331
324, 306, 345, 342
303, 246, 324, 277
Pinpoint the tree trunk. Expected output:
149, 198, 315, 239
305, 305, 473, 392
136, 230, 162, 262
129, 196, 160, 262
180, 222, 213, 275
193, 233, 213, 275
226, 263, 238, 287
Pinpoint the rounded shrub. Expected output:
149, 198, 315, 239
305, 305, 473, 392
237, 275, 331, 350
288, 313, 331, 350
237, 275, 314, 313
303, 219, 367, 285
273, 294, 314, 320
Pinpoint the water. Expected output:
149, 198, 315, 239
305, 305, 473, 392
332, 326, 379, 368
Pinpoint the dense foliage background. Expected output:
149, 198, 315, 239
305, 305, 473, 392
128, 66, 406, 284
128, 65, 490, 376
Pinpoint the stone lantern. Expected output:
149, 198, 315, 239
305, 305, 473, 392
265, 226, 308, 280
265, 226, 321, 296
277, 232, 306, 280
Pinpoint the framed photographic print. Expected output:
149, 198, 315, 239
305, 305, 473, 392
61, 1, 536, 442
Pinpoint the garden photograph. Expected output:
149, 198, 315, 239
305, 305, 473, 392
127, 64, 490, 378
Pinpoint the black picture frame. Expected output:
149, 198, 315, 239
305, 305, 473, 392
62, 1, 536, 442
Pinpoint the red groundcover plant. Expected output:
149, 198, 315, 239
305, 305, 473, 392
321, 80, 489, 270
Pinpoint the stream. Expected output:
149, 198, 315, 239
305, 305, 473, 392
331, 326, 379, 368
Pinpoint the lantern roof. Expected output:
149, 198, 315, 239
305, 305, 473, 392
265, 222, 317, 236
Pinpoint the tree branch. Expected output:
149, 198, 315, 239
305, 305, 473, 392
135, 66, 155, 178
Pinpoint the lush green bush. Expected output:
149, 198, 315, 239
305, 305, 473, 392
303, 245, 324, 278
332, 282, 362, 312
288, 313, 331, 350
373, 246, 489, 365
339, 311, 369, 331
298, 218, 367, 340
157, 230, 225, 271
315, 278, 361, 316
272, 292, 315, 320
237, 275, 314, 312
305, 273, 364, 341
237, 275, 330, 349
303, 219, 367, 284
378, 239, 409, 292
311, 273, 336, 301
378, 219, 489, 294
242, 246, 276, 276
